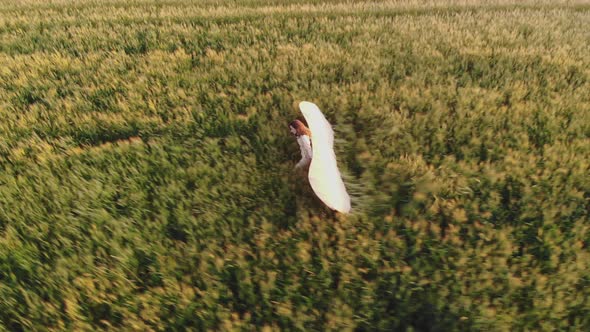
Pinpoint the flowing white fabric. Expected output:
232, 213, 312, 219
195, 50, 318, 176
299, 101, 351, 213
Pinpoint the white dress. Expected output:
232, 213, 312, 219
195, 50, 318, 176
298, 101, 351, 213
295, 135, 313, 169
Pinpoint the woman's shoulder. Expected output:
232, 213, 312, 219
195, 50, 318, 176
297, 135, 311, 143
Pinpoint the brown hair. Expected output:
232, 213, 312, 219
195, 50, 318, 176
289, 119, 312, 137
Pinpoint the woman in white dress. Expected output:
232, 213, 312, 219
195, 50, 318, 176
289, 102, 351, 214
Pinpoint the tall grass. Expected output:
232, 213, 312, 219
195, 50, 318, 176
0, 0, 588, 330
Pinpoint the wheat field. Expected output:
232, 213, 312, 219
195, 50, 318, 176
0, 0, 589, 330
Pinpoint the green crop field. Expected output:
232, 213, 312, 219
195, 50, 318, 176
0, 0, 589, 330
